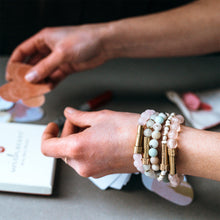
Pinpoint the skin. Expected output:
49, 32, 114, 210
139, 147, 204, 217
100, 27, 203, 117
7, 0, 220, 180
41, 108, 220, 181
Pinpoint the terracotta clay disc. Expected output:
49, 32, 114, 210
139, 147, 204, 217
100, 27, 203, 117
0, 62, 53, 107
22, 95, 46, 107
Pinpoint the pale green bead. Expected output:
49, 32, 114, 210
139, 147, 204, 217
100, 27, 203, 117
159, 112, 167, 120
155, 116, 164, 124
144, 128, 152, 137
150, 114, 157, 120
146, 119, 154, 128
149, 148, 158, 157
149, 139, 158, 148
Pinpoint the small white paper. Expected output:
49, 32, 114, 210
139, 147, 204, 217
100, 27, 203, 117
89, 174, 120, 190
0, 122, 56, 195
110, 174, 131, 190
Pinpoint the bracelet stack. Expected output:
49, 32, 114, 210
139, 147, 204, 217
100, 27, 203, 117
133, 109, 184, 187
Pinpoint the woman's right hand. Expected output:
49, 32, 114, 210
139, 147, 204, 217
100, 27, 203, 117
6, 24, 111, 85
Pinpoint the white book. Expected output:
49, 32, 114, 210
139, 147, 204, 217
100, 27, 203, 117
0, 122, 56, 195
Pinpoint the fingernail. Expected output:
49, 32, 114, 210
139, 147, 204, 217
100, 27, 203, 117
65, 107, 75, 114
25, 70, 38, 82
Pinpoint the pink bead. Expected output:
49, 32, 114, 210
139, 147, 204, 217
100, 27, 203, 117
134, 160, 139, 167
170, 123, 180, 132
176, 115, 184, 124
167, 139, 177, 148
153, 123, 162, 131
168, 130, 178, 139
141, 109, 155, 121
150, 157, 159, 164
133, 153, 142, 160
145, 109, 156, 116
141, 112, 149, 118
137, 166, 145, 174
171, 117, 180, 124
138, 117, 146, 125
168, 174, 184, 187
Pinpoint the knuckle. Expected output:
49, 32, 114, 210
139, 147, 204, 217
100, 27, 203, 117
55, 47, 66, 60
68, 137, 82, 158
40, 27, 51, 35
41, 143, 49, 156
98, 109, 112, 119
78, 167, 91, 178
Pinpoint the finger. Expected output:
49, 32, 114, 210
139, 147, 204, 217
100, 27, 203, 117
9, 36, 39, 63
42, 122, 59, 141
64, 107, 97, 127
41, 122, 81, 158
25, 50, 65, 83
61, 119, 78, 137
27, 52, 48, 65
48, 69, 68, 86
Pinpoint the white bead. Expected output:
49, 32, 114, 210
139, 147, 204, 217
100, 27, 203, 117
144, 170, 156, 178
152, 131, 161, 139
166, 121, 171, 126
162, 136, 167, 141
157, 175, 163, 182
153, 123, 162, 131
164, 126, 169, 132
159, 112, 167, 119
146, 119, 154, 128
143, 164, 150, 171
152, 164, 160, 171
149, 139, 158, 148
163, 130, 168, 135
162, 140, 167, 144
161, 171, 167, 175
144, 128, 152, 137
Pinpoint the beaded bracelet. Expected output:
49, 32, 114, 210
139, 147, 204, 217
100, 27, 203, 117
133, 109, 155, 173
157, 112, 175, 182
167, 114, 184, 187
143, 112, 168, 178
133, 109, 185, 187
143, 112, 159, 178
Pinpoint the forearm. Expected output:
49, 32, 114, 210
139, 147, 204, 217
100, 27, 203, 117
102, 0, 220, 58
176, 126, 220, 181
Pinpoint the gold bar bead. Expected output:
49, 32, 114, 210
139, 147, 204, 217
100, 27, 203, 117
134, 146, 143, 154
133, 125, 144, 154
168, 148, 176, 175
160, 143, 169, 171
142, 136, 150, 164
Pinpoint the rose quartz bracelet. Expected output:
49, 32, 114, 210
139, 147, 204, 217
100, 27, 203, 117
133, 109, 155, 173
167, 114, 185, 187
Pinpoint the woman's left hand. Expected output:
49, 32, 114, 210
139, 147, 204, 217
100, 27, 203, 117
41, 107, 139, 178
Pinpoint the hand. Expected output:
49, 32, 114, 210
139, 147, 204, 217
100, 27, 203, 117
7, 25, 109, 85
41, 108, 139, 178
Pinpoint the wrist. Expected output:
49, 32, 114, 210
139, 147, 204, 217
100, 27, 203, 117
99, 19, 129, 60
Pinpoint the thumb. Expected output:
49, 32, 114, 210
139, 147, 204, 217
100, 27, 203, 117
25, 50, 64, 83
64, 107, 95, 127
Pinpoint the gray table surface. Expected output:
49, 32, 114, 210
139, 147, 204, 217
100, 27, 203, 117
0, 56, 220, 220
